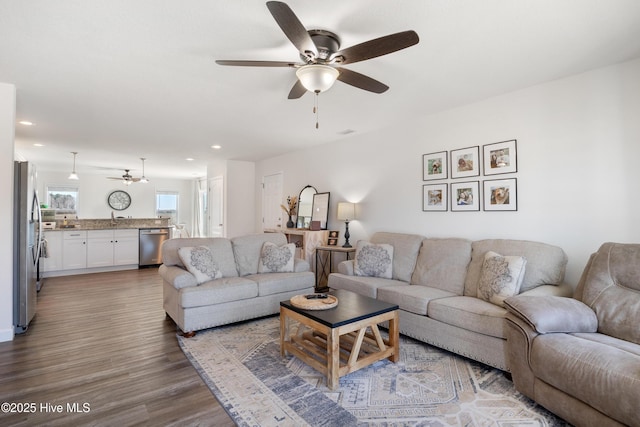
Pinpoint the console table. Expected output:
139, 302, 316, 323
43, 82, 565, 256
315, 245, 356, 291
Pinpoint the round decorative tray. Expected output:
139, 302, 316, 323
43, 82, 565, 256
290, 294, 338, 310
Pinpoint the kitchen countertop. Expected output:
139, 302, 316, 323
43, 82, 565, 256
42, 217, 171, 231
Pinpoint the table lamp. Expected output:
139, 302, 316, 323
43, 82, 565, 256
337, 202, 356, 248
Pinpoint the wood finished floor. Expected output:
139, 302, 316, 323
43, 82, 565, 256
0, 268, 235, 426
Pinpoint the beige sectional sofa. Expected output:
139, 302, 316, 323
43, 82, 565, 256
159, 233, 315, 334
505, 242, 640, 427
327, 232, 572, 371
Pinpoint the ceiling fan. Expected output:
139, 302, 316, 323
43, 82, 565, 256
216, 1, 420, 99
107, 158, 150, 185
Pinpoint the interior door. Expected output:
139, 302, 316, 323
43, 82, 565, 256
208, 176, 224, 238
262, 172, 283, 230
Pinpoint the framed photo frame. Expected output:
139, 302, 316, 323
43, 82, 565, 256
451, 181, 480, 211
483, 178, 517, 211
483, 139, 517, 175
423, 151, 448, 181
450, 146, 480, 179
327, 238, 338, 246
423, 184, 448, 211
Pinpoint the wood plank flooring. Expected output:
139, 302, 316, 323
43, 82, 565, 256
0, 268, 235, 426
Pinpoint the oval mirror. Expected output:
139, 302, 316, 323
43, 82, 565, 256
297, 185, 317, 228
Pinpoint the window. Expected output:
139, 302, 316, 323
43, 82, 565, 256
47, 185, 79, 215
156, 191, 179, 224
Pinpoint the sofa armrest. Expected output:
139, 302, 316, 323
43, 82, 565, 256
294, 258, 311, 272
519, 282, 573, 297
158, 264, 197, 289
337, 259, 355, 275
504, 295, 598, 334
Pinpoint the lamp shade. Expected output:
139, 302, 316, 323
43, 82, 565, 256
337, 202, 356, 221
295, 64, 339, 93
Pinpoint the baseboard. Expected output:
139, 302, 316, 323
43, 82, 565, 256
0, 327, 14, 342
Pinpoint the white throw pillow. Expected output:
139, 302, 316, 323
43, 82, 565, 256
478, 251, 527, 307
177, 246, 223, 285
258, 242, 295, 273
354, 241, 394, 279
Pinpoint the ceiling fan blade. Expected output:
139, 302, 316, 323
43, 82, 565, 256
336, 67, 389, 94
215, 60, 299, 67
266, 1, 318, 59
332, 30, 419, 65
288, 80, 307, 99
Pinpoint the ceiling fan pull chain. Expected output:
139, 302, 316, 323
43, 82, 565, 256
314, 91, 319, 129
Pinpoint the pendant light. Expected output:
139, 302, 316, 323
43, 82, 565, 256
68, 152, 79, 180
140, 158, 149, 183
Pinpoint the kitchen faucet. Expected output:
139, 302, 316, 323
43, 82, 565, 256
111, 211, 117, 226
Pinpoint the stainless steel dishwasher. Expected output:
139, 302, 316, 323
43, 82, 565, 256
139, 228, 170, 266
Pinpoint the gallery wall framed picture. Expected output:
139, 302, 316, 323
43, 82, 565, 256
483, 178, 517, 211
451, 181, 480, 211
450, 146, 480, 179
423, 151, 448, 181
483, 139, 517, 175
423, 183, 448, 211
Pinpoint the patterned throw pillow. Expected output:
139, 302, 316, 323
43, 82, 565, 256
177, 246, 223, 285
478, 251, 527, 307
258, 242, 295, 273
354, 241, 394, 279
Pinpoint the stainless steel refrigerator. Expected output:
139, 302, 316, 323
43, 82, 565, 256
13, 161, 42, 333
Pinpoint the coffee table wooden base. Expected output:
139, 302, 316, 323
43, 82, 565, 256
280, 306, 399, 390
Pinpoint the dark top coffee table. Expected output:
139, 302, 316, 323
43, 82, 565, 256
280, 289, 399, 390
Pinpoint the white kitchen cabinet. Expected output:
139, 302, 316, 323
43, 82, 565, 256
114, 229, 139, 265
62, 230, 87, 270
87, 229, 139, 268
42, 231, 63, 272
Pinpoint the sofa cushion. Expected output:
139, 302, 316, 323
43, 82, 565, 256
162, 237, 239, 278
377, 285, 457, 315
410, 238, 472, 294
177, 246, 223, 285
180, 277, 258, 308
577, 242, 640, 345
477, 251, 526, 307
464, 239, 567, 297
327, 273, 407, 299
354, 241, 394, 279
231, 233, 288, 276
258, 242, 295, 273
530, 333, 640, 427
370, 232, 425, 282
428, 296, 508, 339
247, 272, 315, 297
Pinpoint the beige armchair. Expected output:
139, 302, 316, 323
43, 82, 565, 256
504, 242, 640, 427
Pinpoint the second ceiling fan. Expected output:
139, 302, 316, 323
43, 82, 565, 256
216, 1, 420, 99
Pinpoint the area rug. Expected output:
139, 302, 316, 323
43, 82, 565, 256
178, 316, 568, 427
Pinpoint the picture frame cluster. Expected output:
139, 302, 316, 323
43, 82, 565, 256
422, 139, 518, 212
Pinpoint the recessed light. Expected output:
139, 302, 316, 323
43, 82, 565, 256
185, 158, 194, 161
33, 143, 44, 147
211, 145, 222, 150
19, 121, 34, 126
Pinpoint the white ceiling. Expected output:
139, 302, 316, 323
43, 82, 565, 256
2, 0, 640, 179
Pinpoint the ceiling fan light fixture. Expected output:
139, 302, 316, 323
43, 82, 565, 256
296, 64, 339, 93
68, 152, 79, 180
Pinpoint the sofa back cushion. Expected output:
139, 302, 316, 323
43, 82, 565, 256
464, 239, 567, 297
410, 238, 471, 294
576, 242, 640, 345
231, 233, 288, 276
370, 232, 425, 282
161, 237, 239, 277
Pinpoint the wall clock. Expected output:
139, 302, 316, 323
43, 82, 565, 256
108, 190, 131, 210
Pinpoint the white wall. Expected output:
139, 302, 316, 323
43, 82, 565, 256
36, 170, 195, 230
1, 82, 16, 342
256, 58, 640, 287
